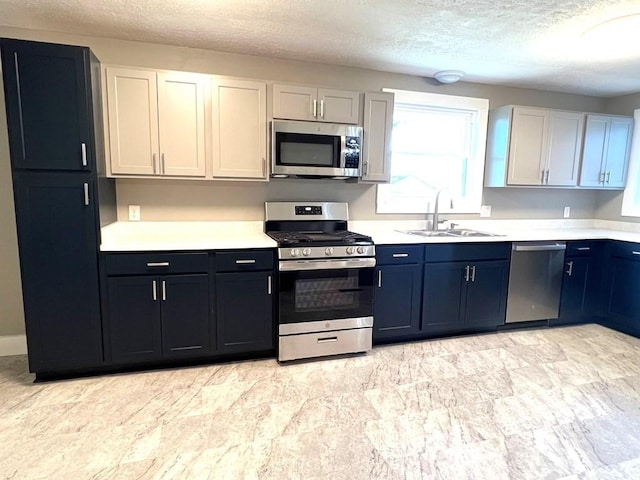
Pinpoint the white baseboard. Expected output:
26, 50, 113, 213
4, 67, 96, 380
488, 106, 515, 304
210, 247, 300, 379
0, 335, 27, 356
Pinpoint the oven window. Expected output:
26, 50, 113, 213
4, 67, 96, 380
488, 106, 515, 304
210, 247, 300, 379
279, 268, 374, 324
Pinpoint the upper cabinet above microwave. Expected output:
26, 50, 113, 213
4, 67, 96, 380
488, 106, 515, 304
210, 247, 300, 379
272, 84, 360, 124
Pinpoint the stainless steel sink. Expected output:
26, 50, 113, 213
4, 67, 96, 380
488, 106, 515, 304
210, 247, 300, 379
398, 228, 502, 238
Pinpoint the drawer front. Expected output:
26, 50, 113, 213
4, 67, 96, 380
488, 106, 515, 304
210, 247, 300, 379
278, 327, 372, 362
105, 252, 209, 276
215, 250, 274, 272
425, 242, 511, 263
566, 241, 597, 257
376, 245, 424, 265
609, 241, 640, 261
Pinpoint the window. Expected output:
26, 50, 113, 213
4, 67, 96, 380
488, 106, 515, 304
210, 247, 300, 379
621, 109, 640, 217
376, 89, 489, 214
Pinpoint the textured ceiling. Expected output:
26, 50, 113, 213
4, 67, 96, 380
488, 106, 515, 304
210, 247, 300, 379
1, 0, 640, 97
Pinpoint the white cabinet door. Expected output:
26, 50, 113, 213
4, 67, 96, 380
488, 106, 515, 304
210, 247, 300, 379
318, 88, 360, 124
272, 84, 316, 121
546, 111, 584, 186
507, 107, 548, 185
212, 79, 267, 180
605, 116, 633, 188
361, 92, 394, 183
106, 67, 159, 175
580, 115, 609, 187
157, 72, 207, 177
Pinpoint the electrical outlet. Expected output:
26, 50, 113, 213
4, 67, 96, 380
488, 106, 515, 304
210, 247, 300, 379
129, 205, 141, 221
563, 206, 571, 218
480, 205, 491, 217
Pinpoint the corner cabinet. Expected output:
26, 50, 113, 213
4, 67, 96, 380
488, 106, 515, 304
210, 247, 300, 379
211, 78, 268, 180
272, 84, 360, 124
579, 115, 633, 189
360, 91, 394, 183
601, 242, 640, 336
485, 106, 584, 187
105, 67, 207, 177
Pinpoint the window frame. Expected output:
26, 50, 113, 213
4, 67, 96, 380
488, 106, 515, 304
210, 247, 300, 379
621, 109, 640, 217
376, 89, 489, 214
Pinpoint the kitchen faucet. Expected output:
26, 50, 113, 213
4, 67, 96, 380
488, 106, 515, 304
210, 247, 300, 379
431, 188, 454, 231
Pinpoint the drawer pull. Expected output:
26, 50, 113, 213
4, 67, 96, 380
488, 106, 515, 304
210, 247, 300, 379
392, 253, 409, 258
147, 262, 170, 267
576, 247, 591, 251
632, 251, 640, 256
235, 259, 257, 264
268, 275, 272, 295
317, 336, 338, 343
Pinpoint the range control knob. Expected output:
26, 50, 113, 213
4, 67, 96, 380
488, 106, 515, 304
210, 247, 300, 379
302, 248, 312, 257
290, 248, 301, 257
357, 246, 366, 254
325, 247, 334, 256
346, 246, 355, 255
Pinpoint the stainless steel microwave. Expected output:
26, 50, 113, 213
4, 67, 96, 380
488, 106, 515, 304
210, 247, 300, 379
271, 120, 362, 179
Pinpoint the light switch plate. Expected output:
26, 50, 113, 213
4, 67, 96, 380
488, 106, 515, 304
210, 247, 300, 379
480, 205, 491, 217
129, 205, 141, 221
563, 206, 570, 218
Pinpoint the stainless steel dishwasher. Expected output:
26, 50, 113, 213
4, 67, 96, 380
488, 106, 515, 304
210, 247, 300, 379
506, 241, 566, 323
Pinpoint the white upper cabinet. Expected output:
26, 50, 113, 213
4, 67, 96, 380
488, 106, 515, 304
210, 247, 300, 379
360, 92, 394, 183
211, 78, 267, 180
580, 114, 633, 189
105, 67, 207, 178
487, 106, 584, 187
272, 84, 360, 124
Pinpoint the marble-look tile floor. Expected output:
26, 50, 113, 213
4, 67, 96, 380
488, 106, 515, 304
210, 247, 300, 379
3, 324, 640, 479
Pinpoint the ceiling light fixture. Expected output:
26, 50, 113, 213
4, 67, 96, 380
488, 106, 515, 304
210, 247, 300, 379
433, 70, 465, 84
581, 13, 640, 59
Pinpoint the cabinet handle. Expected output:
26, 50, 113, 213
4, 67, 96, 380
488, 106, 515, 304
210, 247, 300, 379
541, 170, 545, 184
162, 280, 166, 301
146, 262, 170, 267
545, 169, 550, 184
83, 183, 89, 206
566, 260, 574, 276
161, 153, 165, 174
599, 171, 605, 184
267, 275, 272, 295
312, 99, 317, 118
81, 143, 87, 167
317, 336, 338, 343
471, 265, 476, 282
363, 161, 369, 176
235, 259, 256, 264
152, 153, 157, 174
152, 280, 157, 301
320, 99, 325, 118
632, 251, 640, 256
606, 171, 611, 184
464, 265, 470, 282
392, 253, 409, 258
378, 269, 382, 288
576, 247, 591, 251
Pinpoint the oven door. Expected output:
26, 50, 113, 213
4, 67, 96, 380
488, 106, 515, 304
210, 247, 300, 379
278, 259, 374, 332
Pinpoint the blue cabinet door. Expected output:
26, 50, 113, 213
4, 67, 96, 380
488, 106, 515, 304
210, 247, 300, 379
605, 256, 640, 333
422, 262, 466, 334
373, 264, 422, 342
464, 260, 509, 329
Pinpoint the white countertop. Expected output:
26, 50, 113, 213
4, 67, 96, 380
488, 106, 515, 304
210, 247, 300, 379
100, 221, 277, 251
100, 219, 640, 252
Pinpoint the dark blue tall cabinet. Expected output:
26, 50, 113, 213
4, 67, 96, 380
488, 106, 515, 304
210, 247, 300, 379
1, 38, 116, 378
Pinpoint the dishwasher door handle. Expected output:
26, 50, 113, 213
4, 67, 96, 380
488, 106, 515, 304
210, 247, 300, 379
512, 243, 566, 252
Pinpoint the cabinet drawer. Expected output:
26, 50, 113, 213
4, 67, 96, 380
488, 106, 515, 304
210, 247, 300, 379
215, 250, 274, 272
376, 245, 424, 265
105, 252, 209, 275
566, 241, 596, 257
425, 242, 511, 262
609, 241, 640, 261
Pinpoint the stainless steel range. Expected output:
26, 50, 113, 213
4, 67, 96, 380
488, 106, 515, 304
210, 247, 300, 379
265, 202, 375, 362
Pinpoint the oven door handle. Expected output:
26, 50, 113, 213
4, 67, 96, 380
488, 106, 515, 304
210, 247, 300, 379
279, 258, 376, 271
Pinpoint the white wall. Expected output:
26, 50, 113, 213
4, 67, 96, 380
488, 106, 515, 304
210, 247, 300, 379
0, 25, 619, 337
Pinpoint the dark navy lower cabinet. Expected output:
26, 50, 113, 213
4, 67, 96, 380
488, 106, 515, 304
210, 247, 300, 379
373, 245, 424, 342
422, 243, 510, 335
214, 251, 275, 355
602, 242, 640, 335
